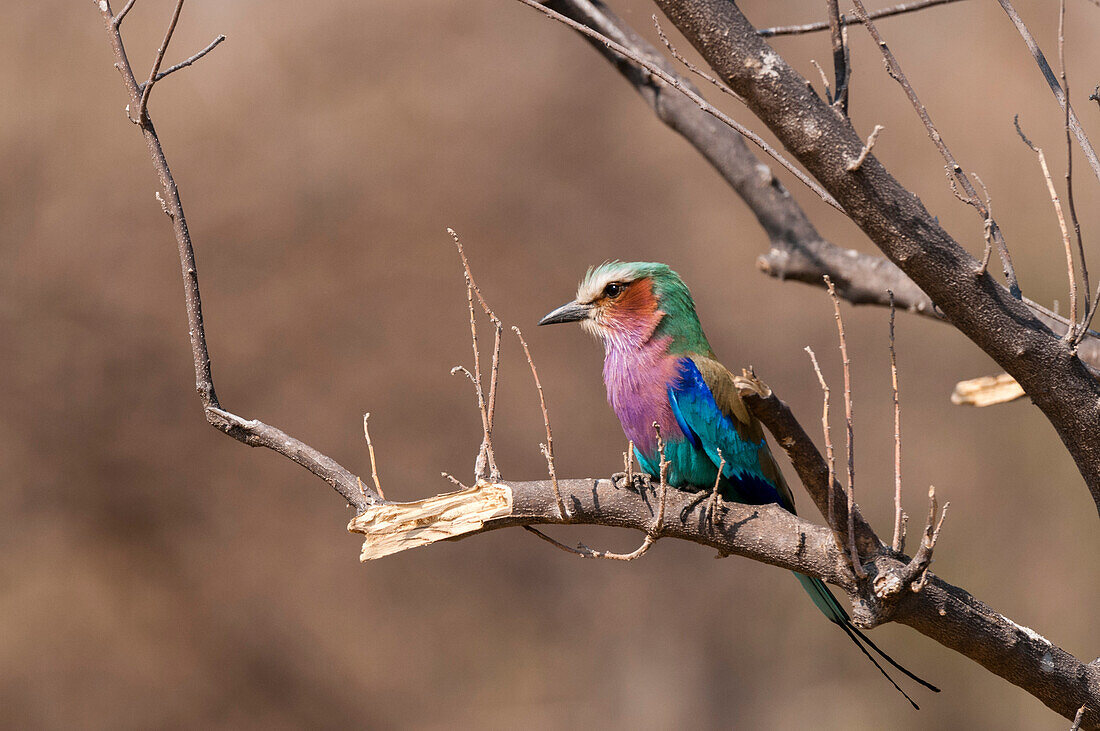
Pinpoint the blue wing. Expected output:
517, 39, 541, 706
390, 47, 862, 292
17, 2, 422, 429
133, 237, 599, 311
668, 357, 794, 510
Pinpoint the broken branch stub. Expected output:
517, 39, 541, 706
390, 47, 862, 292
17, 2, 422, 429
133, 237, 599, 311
348, 482, 513, 560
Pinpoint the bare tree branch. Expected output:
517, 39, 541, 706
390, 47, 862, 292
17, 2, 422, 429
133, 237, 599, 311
757, 0, 971, 38
848, 0, 1019, 297
654, 0, 1100, 515
134, 0, 184, 123
144, 34, 226, 86
346, 420, 1100, 725
1015, 116, 1080, 342
515, 0, 843, 211
535, 1, 1100, 376
94, 0, 378, 512
996, 0, 1100, 187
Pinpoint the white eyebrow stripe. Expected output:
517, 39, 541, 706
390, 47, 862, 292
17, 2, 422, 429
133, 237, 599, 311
576, 262, 636, 303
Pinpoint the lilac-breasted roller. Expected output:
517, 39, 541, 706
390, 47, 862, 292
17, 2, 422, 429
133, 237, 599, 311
539, 261, 938, 708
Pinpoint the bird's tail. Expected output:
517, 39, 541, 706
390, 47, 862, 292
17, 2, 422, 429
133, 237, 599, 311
793, 572, 940, 709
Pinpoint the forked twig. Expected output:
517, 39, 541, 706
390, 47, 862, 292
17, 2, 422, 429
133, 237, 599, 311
134, 0, 185, 123
513, 326, 566, 520
824, 276, 865, 577
95, 0, 377, 511
143, 34, 226, 87
111, 0, 138, 27
449, 228, 501, 481
907, 486, 950, 592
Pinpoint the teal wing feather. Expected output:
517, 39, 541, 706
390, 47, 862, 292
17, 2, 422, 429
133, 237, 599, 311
668, 355, 796, 510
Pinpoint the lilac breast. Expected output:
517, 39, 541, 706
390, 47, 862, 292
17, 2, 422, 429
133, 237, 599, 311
603, 335, 684, 453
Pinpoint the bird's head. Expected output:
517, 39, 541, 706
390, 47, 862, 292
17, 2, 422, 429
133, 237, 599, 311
539, 261, 709, 353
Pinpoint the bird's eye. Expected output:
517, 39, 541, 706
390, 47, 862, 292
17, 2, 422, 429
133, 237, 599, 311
604, 282, 624, 298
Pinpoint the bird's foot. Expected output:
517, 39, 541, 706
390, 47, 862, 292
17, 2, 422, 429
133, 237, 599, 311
732, 369, 772, 399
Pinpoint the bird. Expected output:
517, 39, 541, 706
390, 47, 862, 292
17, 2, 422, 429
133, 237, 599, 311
538, 261, 938, 708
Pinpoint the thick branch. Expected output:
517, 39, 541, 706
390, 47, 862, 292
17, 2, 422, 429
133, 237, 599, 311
348, 476, 1100, 726
654, 0, 1100, 515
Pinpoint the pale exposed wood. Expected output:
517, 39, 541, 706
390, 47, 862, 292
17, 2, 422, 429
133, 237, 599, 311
951, 374, 1026, 407
348, 483, 513, 560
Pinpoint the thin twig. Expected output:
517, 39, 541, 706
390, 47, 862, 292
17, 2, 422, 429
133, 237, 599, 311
757, 0, 969, 37
440, 472, 469, 489
143, 34, 226, 86
848, 0, 1020, 298
826, 0, 850, 113
1014, 116, 1079, 343
909, 485, 950, 592
134, 0, 184, 123
449, 229, 500, 481
362, 413, 385, 500
708, 448, 726, 535
809, 59, 832, 102
444, 230, 503, 422
825, 276, 865, 577
1059, 0, 1090, 344
523, 526, 657, 561
512, 0, 844, 212
513, 326, 566, 520
846, 124, 884, 171
997, 0, 1100, 187
652, 16, 745, 104
1077, 284, 1100, 345
804, 346, 843, 552
970, 172, 995, 274
112, 0, 137, 27
652, 421, 669, 531
1071, 705, 1087, 731
888, 292, 905, 552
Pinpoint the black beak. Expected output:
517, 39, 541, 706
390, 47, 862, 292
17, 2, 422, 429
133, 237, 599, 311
538, 300, 591, 326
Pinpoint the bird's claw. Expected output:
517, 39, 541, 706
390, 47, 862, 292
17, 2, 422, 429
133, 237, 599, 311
732, 370, 772, 399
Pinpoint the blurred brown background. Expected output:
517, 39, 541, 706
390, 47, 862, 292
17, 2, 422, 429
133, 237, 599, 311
3, 0, 1100, 727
